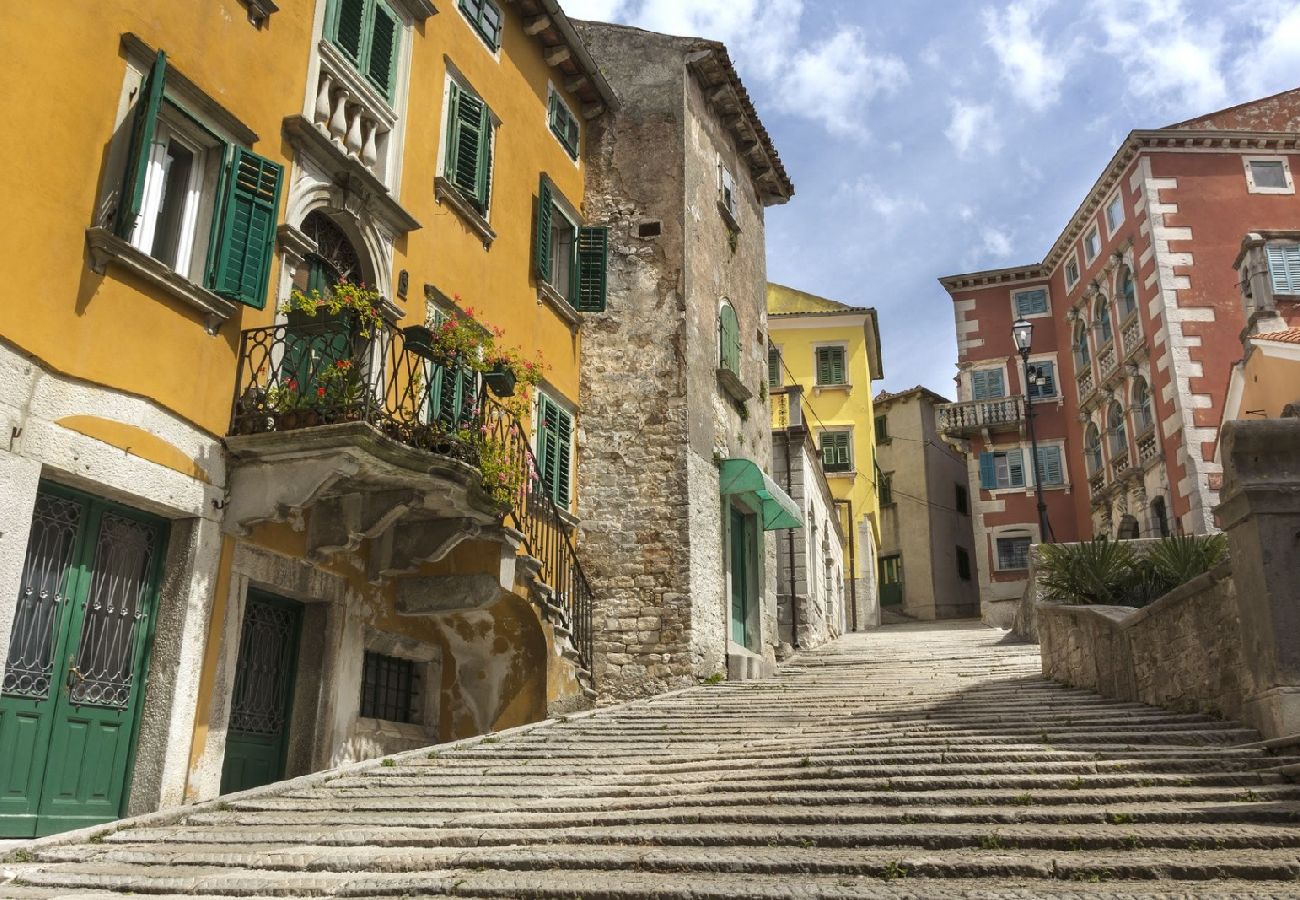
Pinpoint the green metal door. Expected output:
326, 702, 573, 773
729, 506, 752, 647
220, 591, 302, 795
880, 555, 903, 606
0, 484, 167, 838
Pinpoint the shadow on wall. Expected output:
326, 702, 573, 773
435, 591, 548, 741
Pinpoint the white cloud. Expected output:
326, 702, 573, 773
848, 179, 928, 218
981, 226, 1014, 257
1233, 2, 1300, 98
982, 0, 1070, 111
772, 28, 908, 138
1091, 0, 1228, 114
575, 0, 903, 140
946, 101, 1001, 157
558, 0, 630, 21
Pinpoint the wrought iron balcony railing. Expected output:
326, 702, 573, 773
935, 395, 1025, 437
229, 317, 594, 674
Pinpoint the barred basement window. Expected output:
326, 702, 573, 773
360, 651, 419, 723
995, 534, 1031, 571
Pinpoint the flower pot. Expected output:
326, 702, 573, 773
403, 325, 438, 360
483, 363, 517, 397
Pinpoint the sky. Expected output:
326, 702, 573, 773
560, 0, 1300, 397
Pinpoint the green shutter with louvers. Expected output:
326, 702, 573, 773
767, 346, 781, 387
447, 86, 491, 211
211, 148, 283, 308
534, 178, 552, 283
554, 405, 572, 507
538, 396, 573, 507
816, 347, 845, 384
576, 226, 608, 312
978, 452, 996, 490
116, 50, 167, 240
331, 0, 366, 63
366, 0, 400, 100
719, 305, 740, 373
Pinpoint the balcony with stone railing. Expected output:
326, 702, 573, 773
1098, 342, 1118, 378
1110, 445, 1130, 475
1076, 367, 1096, 401
313, 41, 397, 182
1121, 314, 1142, 358
935, 396, 1025, 438
1088, 471, 1106, 505
1137, 429, 1160, 468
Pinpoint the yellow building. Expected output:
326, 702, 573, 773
767, 283, 885, 627
0, 0, 613, 837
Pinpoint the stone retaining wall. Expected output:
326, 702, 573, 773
1038, 563, 1245, 721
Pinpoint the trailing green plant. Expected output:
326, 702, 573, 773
279, 279, 384, 337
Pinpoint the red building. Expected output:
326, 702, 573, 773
938, 89, 1300, 626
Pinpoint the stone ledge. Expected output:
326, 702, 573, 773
435, 176, 496, 248
716, 367, 752, 403
84, 227, 238, 335
537, 281, 583, 329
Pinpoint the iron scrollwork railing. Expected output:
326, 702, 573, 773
229, 318, 594, 674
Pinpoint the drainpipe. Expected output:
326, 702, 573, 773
840, 499, 857, 632
785, 387, 803, 648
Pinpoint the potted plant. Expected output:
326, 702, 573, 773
483, 359, 517, 397
279, 279, 384, 337
403, 324, 437, 360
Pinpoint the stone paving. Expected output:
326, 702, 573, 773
6, 620, 1300, 897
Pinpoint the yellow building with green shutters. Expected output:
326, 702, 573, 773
767, 283, 885, 627
0, 0, 615, 838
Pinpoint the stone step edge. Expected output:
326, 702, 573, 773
0, 680, 705, 864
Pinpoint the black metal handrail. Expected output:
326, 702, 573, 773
229, 318, 594, 675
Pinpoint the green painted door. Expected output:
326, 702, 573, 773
729, 506, 753, 646
880, 555, 903, 606
0, 484, 167, 838
220, 591, 302, 795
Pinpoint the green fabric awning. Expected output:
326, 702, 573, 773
719, 458, 803, 531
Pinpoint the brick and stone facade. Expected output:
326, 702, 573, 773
573, 23, 795, 701
937, 88, 1300, 626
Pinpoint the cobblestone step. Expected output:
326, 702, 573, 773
8, 623, 1300, 898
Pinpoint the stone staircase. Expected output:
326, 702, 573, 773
8, 621, 1300, 897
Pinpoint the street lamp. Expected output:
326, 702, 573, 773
1012, 318, 1053, 542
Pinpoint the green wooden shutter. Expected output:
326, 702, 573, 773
978, 452, 996, 490
443, 81, 462, 178
576, 226, 608, 312
450, 89, 486, 206
534, 178, 553, 283
830, 348, 845, 384
211, 148, 283, 308
816, 348, 830, 384
366, 0, 400, 100
554, 406, 572, 507
719, 305, 740, 373
474, 99, 492, 211
332, 0, 367, 63
1006, 449, 1025, 487
767, 346, 781, 387
116, 50, 167, 240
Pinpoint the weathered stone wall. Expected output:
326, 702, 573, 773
1038, 564, 1245, 721
573, 25, 706, 701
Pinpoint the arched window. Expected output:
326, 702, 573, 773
718, 302, 740, 374
1073, 320, 1091, 368
1107, 400, 1127, 455
1117, 267, 1137, 319
1132, 377, 1153, 432
1093, 294, 1113, 345
1084, 422, 1102, 475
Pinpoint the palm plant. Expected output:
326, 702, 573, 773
1037, 538, 1137, 606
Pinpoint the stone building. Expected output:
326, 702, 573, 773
0, 0, 612, 837
572, 22, 799, 700
771, 386, 848, 649
936, 87, 1300, 626
872, 387, 980, 621
767, 284, 885, 629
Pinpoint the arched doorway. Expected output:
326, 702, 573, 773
1117, 515, 1139, 540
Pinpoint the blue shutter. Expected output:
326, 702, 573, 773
1015, 289, 1048, 316
973, 369, 1005, 401
1267, 245, 1300, 295
978, 452, 996, 490
1036, 446, 1063, 485
1007, 449, 1025, 487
